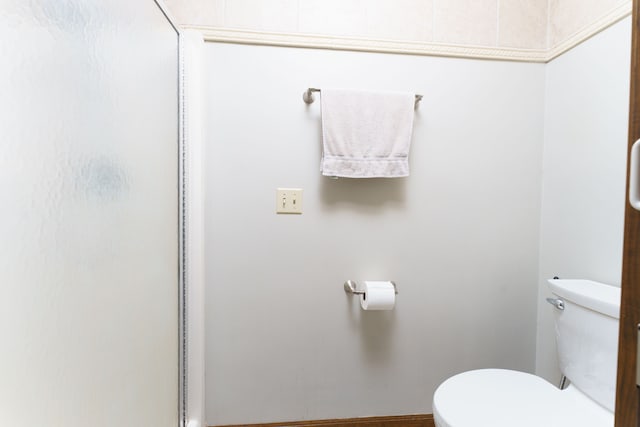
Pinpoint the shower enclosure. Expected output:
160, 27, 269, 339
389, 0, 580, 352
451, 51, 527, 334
0, 1, 184, 425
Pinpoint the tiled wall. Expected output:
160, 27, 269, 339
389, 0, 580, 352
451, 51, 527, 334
549, 0, 628, 47
164, 0, 630, 58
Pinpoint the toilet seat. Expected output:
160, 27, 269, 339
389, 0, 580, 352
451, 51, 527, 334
432, 369, 613, 427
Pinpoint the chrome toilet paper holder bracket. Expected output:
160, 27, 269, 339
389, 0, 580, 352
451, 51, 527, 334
343, 280, 398, 295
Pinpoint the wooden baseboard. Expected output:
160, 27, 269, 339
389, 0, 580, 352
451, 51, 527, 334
213, 414, 435, 427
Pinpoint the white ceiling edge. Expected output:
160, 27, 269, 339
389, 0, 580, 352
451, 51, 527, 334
184, 2, 631, 64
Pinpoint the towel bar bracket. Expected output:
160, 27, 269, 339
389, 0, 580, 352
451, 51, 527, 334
302, 87, 320, 104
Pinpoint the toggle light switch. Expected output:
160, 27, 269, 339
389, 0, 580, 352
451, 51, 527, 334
276, 188, 303, 214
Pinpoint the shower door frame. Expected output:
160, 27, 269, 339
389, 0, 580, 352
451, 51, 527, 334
150, 1, 189, 426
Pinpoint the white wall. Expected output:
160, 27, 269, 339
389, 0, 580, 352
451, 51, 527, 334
203, 44, 545, 424
535, 17, 631, 382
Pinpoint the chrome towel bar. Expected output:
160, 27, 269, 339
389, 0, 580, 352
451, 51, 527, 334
303, 88, 423, 108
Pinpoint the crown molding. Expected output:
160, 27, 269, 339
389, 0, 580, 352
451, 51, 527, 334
183, 3, 631, 64
185, 25, 549, 62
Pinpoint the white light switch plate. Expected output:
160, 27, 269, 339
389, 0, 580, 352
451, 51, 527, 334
276, 188, 303, 214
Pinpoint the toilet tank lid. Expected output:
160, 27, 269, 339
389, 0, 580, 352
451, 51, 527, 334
548, 279, 620, 319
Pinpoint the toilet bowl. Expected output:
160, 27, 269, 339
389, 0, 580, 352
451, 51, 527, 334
432, 279, 620, 427
433, 369, 613, 427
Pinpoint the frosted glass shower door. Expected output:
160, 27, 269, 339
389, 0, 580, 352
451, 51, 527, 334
0, 2, 180, 426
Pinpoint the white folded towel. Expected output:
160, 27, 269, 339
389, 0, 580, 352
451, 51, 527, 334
320, 89, 415, 178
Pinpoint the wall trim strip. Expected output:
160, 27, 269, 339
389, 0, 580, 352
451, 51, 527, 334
184, 25, 549, 62
212, 414, 435, 427
182, 3, 631, 63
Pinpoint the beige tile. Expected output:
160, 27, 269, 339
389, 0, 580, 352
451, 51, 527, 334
499, 0, 548, 49
434, 0, 498, 46
225, 0, 298, 32
166, 0, 629, 54
299, 0, 368, 37
549, 0, 627, 47
163, 0, 225, 26
364, 0, 433, 42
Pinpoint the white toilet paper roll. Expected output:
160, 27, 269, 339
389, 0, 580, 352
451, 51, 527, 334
360, 281, 396, 310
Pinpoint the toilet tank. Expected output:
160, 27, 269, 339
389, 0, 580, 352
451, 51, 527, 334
548, 279, 621, 412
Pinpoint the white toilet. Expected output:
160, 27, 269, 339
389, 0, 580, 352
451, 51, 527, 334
432, 279, 621, 427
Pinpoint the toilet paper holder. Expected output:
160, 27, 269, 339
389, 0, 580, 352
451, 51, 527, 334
343, 280, 398, 295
